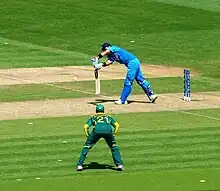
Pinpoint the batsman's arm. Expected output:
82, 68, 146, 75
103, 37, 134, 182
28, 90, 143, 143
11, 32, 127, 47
98, 46, 117, 58
98, 49, 111, 58
102, 60, 113, 67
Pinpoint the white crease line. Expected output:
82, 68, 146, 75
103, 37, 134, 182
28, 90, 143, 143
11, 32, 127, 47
158, 94, 220, 121
162, 106, 220, 121
1, 74, 219, 120
159, 93, 220, 109
179, 110, 220, 121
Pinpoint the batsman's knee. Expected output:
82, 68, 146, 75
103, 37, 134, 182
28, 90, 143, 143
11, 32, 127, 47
137, 80, 145, 85
124, 79, 133, 87
137, 79, 150, 87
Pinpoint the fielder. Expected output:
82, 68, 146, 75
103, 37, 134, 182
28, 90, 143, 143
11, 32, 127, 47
91, 43, 158, 104
76, 104, 124, 171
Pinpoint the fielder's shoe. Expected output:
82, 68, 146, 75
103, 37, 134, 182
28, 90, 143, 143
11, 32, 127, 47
114, 99, 128, 105
117, 165, 124, 171
149, 94, 158, 103
76, 165, 83, 172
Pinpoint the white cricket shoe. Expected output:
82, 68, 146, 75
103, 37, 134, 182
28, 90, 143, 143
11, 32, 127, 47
149, 94, 158, 103
117, 165, 124, 171
114, 99, 128, 105
77, 165, 83, 171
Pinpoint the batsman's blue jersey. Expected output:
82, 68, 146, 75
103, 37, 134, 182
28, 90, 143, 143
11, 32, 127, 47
107, 46, 137, 67
105, 45, 154, 103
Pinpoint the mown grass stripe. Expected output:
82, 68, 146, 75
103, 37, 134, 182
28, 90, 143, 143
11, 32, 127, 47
2, 157, 220, 178
0, 36, 91, 57
1, 137, 220, 155
0, 137, 86, 147
123, 148, 220, 158
3, 163, 220, 182
2, 147, 220, 166
1, 125, 220, 143
0, 55, 81, 62
1, 141, 219, 157
121, 139, 220, 149
1, 139, 219, 155
118, 131, 220, 140
2, 145, 220, 161
1, 158, 220, 180
1, 130, 220, 148
1, 152, 220, 172
122, 144, 220, 154
121, 126, 220, 135
1, 149, 74, 158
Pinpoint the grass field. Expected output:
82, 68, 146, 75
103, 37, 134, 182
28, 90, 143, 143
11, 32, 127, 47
0, 0, 220, 190
1, 0, 220, 77
1, 109, 220, 190
1, 76, 220, 102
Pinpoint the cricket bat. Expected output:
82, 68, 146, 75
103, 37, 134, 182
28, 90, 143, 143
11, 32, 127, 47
94, 69, 100, 95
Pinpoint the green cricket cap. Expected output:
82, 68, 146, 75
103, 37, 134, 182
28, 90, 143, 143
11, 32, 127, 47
96, 104, 104, 113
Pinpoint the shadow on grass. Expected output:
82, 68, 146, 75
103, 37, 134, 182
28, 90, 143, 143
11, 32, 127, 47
88, 99, 151, 105
83, 162, 117, 171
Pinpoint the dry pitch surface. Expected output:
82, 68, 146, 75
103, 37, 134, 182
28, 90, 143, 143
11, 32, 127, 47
0, 65, 219, 120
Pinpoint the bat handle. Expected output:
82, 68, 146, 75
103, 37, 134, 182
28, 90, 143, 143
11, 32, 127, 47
94, 69, 99, 79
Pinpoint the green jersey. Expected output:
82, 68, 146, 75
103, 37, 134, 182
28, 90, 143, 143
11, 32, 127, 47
84, 114, 119, 135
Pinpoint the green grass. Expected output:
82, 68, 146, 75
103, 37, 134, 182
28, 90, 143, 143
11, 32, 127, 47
0, 83, 91, 102
0, 0, 220, 190
0, 41, 90, 68
0, 108, 220, 190
0, 0, 220, 77
1, 169, 220, 191
61, 76, 220, 96
153, 0, 220, 12
0, 76, 219, 102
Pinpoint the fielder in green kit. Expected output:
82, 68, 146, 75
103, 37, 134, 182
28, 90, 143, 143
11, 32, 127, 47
76, 104, 124, 171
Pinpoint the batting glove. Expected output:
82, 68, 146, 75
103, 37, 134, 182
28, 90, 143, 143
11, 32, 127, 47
91, 57, 99, 65
94, 63, 103, 70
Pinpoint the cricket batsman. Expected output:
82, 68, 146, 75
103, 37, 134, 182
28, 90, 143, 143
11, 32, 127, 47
76, 104, 124, 171
91, 43, 158, 104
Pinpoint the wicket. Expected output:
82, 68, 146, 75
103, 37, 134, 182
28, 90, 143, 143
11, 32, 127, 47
184, 69, 191, 101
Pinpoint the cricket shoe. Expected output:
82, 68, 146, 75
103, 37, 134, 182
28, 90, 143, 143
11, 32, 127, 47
76, 165, 83, 172
117, 165, 124, 171
114, 99, 128, 105
149, 94, 158, 103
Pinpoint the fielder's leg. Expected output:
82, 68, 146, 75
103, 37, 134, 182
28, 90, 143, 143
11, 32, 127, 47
103, 134, 124, 171
77, 132, 100, 171
116, 60, 138, 104
135, 66, 158, 103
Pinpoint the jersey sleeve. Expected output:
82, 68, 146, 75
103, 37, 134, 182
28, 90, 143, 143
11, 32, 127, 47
107, 46, 118, 53
83, 116, 93, 137
86, 116, 93, 126
108, 55, 116, 62
109, 116, 120, 135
